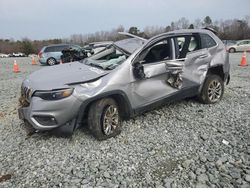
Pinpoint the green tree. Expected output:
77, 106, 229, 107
128, 27, 140, 35
188, 24, 194, 29
203, 16, 212, 27
21, 39, 35, 55
165, 26, 171, 32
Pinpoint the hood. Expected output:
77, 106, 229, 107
24, 62, 109, 91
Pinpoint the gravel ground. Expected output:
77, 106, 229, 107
0, 54, 250, 188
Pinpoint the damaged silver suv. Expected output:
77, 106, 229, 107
18, 29, 230, 140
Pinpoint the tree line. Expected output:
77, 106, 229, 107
0, 16, 250, 55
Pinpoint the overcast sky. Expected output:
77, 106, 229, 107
0, 0, 249, 40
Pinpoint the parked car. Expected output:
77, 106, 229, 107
227, 39, 250, 53
0, 53, 9, 58
18, 29, 230, 140
9, 52, 26, 57
38, 44, 83, 65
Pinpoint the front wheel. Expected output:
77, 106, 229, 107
198, 75, 224, 104
88, 98, 121, 140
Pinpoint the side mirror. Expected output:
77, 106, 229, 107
133, 61, 146, 79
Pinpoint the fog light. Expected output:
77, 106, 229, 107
33, 115, 57, 126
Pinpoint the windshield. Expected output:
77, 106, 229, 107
82, 45, 128, 70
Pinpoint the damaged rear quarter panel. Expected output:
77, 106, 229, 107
182, 49, 210, 86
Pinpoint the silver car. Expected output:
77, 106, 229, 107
18, 29, 230, 140
227, 39, 250, 53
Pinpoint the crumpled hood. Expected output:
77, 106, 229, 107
24, 62, 108, 91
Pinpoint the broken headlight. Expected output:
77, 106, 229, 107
33, 88, 74, 100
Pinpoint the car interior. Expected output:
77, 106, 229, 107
175, 36, 199, 59
143, 40, 171, 63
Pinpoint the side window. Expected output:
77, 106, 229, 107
174, 35, 200, 59
70, 45, 81, 50
44, 47, 53, 52
57, 45, 68, 51
238, 41, 248, 45
200, 34, 217, 48
143, 39, 171, 64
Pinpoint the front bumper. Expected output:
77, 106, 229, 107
18, 94, 82, 131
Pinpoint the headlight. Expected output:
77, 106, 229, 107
80, 79, 102, 88
33, 88, 74, 100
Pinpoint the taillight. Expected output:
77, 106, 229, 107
38, 51, 43, 58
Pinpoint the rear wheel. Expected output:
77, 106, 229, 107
199, 75, 224, 104
88, 98, 121, 140
47, 58, 57, 66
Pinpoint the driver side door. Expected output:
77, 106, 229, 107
131, 38, 181, 108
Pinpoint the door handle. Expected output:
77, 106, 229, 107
199, 54, 208, 59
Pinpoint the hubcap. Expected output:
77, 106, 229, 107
208, 80, 222, 103
48, 59, 55, 65
102, 105, 119, 135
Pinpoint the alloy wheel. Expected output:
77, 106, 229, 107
102, 105, 119, 135
208, 80, 222, 103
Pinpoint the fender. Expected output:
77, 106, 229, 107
76, 90, 134, 126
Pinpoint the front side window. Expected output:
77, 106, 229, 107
142, 39, 172, 64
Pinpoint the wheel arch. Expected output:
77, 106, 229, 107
199, 65, 226, 93
77, 90, 133, 125
207, 65, 225, 81
229, 47, 236, 53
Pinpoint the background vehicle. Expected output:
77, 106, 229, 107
61, 47, 88, 63
227, 39, 250, 53
61, 41, 114, 63
38, 44, 82, 65
0, 53, 9, 58
9, 52, 26, 57
19, 29, 230, 140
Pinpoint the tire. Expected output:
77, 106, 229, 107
47, 58, 57, 66
198, 74, 224, 104
88, 98, 121, 140
229, 48, 236, 53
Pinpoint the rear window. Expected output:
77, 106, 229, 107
200, 34, 217, 48
44, 45, 69, 52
